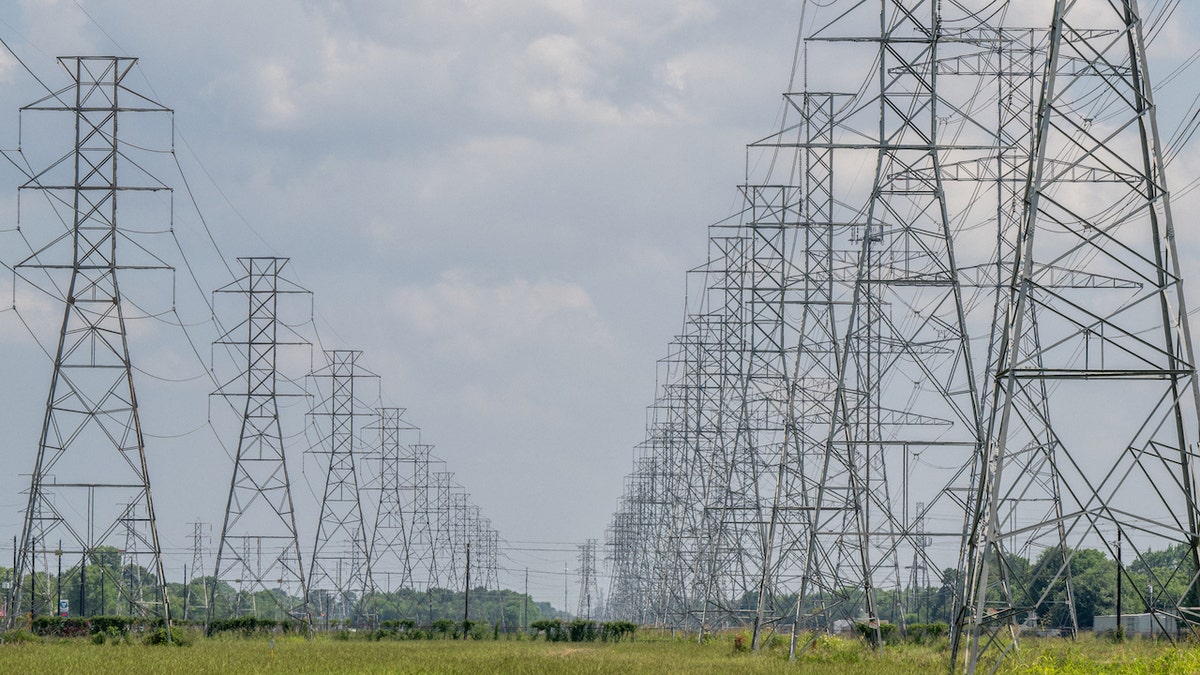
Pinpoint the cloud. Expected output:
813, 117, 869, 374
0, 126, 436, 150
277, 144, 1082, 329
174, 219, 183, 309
389, 270, 614, 361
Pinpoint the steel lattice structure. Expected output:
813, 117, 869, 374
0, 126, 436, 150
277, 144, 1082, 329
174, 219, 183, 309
7, 56, 173, 629
307, 349, 376, 628
604, 2, 1200, 672
360, 407, 500, 609
963, 1, 1200, 670
185, 521, 209, 622
367, 407, 419, 594
210, 257, 312, 623
576, 539, 600, 621
0, 55, 511, 638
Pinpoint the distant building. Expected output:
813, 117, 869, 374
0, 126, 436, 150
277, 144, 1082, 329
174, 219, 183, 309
1093, 613, 1177, 637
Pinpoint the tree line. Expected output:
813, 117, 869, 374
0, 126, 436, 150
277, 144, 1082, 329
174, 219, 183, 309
0, 546, 555, 630
743, 542, 1193, 631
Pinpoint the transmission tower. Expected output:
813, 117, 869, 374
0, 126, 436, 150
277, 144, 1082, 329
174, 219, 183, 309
433, 471, 459, 590
122, 507, 146, 615
8, 56, 173, 629
368, 407, 418, 593
576, 539, 600, 621
210, 257, 312, 623
308, 349, 376, 628
451, 491, 471, 589
586, 7, 1200, 674
964, 1, 1200, 669
185, 521, 210, 622
404, 443, 441, 595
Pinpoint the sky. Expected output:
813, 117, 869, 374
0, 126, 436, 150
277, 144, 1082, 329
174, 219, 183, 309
0, 0, 809, 608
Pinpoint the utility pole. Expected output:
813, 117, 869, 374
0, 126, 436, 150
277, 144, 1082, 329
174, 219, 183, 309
55, 541, 61, 618
10, 536, 15, 622
1116, 530, 1123, 635
523, 568, 529, 630
462, 542, 471, 640
29, 536, 36, 620
79, 552, 85, 618
182, 564, 189, 620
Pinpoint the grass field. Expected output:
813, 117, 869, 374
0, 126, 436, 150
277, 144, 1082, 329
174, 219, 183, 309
2, 631, 1199, 674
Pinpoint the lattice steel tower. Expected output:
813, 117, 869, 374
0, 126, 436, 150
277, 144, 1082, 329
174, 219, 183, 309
576, 539, 600, 621
368, 407, 417, 593
210, 257, 312, 622
185, 521, 209, 622
964, 1, 1200, 669
308, 349, 376, 628
9, 56, 172, 627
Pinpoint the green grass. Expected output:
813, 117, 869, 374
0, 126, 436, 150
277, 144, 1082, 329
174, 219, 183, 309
0, 631, 1196, 674
994, 633, 1200, 674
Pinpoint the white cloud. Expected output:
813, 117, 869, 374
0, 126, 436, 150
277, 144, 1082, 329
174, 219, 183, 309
253, 60, 299, 128
389, 270, 614, 361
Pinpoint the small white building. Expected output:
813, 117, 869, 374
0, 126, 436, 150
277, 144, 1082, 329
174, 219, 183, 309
1093, 613, 1177, 637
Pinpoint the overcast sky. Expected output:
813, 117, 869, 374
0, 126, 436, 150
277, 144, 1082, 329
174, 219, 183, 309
0, 0, 811, 607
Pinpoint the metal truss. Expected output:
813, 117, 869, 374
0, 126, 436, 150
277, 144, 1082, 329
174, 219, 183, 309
8, 56, 173, 630
605, 2, 1200, 673
360, 406, 500, 610
964, 1, 1200, 670
785, 1, 985, 654
367, 407, 419, 594
404, 443, 443, 597
307, 349, 376, 628
576, 539, 600, 620
184, 521, 210, 621
210, 257, 312, 623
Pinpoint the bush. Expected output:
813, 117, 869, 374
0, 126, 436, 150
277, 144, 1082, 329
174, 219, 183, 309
428, 618, 455, 638
601, 621, 638, 642
33, 615, 150, 639
374, 619, 422, 640
1, 629, 40, 644
141, 628, 172, 646
733, 633, 749, 653
380, 619, 417, 632
904, 622, 947, 645
90, 616, 136, 636
530, 618, 567, 642
568, 619, 598, 642
855, 621, 897, 643
205, 616, 284, 637
459, 620, 489, 640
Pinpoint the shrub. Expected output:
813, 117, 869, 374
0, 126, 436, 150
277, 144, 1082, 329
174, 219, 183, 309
600, 621, 638, 643
530, 618, 567, 642
205, 616, 282, 637
1, 629, 40, 644
568, 619, 597, 642
90, 616, 136, 636
141, 627, 174, 646
430, 618, 456, 638
733, 633, 749, 653
855, 621, 897, 643
904, 622, 948, 645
